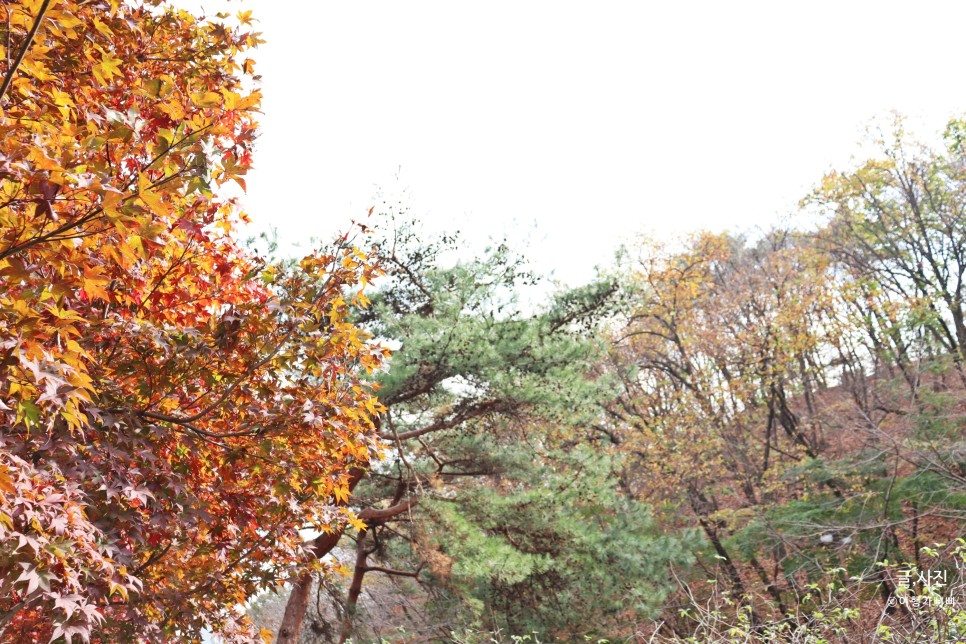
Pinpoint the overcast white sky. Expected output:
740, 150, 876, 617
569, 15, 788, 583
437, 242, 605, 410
190, 1, 966, 286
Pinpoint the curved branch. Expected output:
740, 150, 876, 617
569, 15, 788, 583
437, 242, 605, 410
0, 0, 54, 104
377, 398, 512, 441
358, 497, 415, 523
361, 563, 423, 579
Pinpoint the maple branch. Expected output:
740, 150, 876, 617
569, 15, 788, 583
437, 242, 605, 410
142, 123, 215, 174
0, 203, 104, 260
0, 0, 54, 104
154, 248, 352, 425
0, 162, 192, 260
133, 542, 173, 577
138, 410, 260, 439
4, 6, 11, 68
135, 234, 195, 314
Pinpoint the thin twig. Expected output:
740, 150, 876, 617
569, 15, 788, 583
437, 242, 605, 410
0, 0, 55, 103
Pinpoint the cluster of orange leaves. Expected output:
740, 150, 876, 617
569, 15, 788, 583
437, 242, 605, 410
0, 1, 387, 641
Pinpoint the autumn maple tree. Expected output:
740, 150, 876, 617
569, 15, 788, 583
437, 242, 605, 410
0, 1, 385, 641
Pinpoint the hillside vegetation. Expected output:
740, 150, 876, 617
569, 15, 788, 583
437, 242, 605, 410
1, 2, 965, 642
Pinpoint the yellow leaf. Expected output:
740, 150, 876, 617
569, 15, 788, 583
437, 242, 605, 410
333, 485, 349, 504
138, 174, 165, 213
51, 10, 82, 29
20, 58, 54, 82
160, 99, 185, 121
92, 18, 113, 38
221, 88, 241, 110
51, 89, 75, 108
0, 465, 15, 496
347, 513, 366, 532
108, 581, 129, 601
118, 235, 145, 263
94, 53, 123, 84
234, 90, 261, 111
82, 266, 111, 302
102, 191, 124, 220
194, 91, 222, 108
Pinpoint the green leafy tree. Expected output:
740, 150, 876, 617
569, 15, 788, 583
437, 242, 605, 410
417, 444, 699, 640
277, 219, 698, 642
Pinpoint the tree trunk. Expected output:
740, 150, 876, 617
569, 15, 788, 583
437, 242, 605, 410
338, 529, 370, 644
276, 466, 367, 644
276, 571, 313, 644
